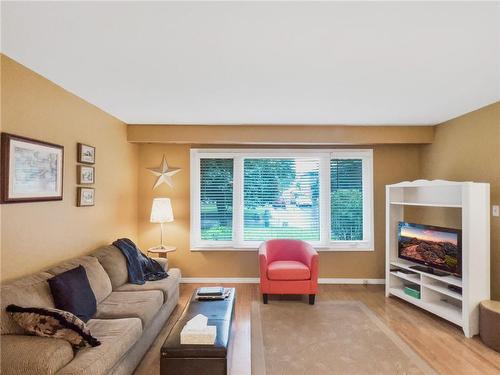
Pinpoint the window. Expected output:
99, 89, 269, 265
200, 158, 233, 242
191, 149, 373, 251
243, 158, 320, 241
331, 159, 363, 241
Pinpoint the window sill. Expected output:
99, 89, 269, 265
315, 246, 375, 252
190, 247, 257, 252
190, 246, 374, 252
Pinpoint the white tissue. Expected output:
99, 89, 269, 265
180, 314, 217, 345
185, 314, 208, 329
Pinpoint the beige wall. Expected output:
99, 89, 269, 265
1, 55, 139, 281
128, 124, 434, 145
419, 102, 500, 299
137, 143, 421, 279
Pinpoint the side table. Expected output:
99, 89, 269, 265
147, 245, 176, 258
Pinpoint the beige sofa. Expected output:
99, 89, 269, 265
0, 244, 181, 375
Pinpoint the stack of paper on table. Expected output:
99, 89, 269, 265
180, 314, 217, 345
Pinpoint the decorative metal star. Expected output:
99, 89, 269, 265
147, 155, 181, 189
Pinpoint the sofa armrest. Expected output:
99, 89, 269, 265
1, 335, 74, 375
154, 257, 169, 272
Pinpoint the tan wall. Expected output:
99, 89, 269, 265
128, 124, 434, 145
419, 102, 500, 299
138, 143, 421, 279
0, 55, 139, 281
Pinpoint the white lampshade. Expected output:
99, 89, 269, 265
150, 198, 174, 223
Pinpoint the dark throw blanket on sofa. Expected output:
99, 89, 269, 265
113, 238, 168, 285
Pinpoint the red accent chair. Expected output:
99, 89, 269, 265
259, 239, 319, 305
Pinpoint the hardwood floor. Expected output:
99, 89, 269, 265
135, 284, 500, 375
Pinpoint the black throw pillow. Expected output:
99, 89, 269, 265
48, 265, 97, 322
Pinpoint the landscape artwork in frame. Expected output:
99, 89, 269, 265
77, 187, 95, 207
78, 165, 95, 184
1, 133, 64, 203
77, 143, 95, 164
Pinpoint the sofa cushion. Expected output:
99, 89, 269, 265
1, 335, 74, 375
116, 267, 181, 302
56, 318, 142, 375
1, 272, 55, 335
90, 245, 129, 289
47, 256, 112, 304
48, 265, 97, 322
94, 291, 163, 328
267, 260, 311, 281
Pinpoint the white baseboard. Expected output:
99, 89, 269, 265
318, 278, 385, 285
180, 277, 385, 284
181, 277, 259, 283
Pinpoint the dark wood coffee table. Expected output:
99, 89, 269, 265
161, 288, 236, 375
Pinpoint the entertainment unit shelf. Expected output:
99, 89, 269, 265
389, 271, 421, 285
386, 180, 490, 338
424, 282, 462, 301
390, 260, 462, 287
389, 201, 462, 208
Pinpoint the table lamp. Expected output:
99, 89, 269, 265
150, 198, 174, 251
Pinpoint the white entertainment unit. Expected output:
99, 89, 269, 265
385, 180, 490, 337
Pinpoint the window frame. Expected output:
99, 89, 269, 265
190, 148, 373, 252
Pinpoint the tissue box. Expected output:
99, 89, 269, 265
180, 325, 217, 345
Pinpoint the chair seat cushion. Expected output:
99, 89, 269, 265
116, 268, 181, 302
267, 261, 311, 281
56, 318, 142, 375
94, 290, 163, 328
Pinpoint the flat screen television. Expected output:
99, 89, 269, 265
398, 221, 461, 276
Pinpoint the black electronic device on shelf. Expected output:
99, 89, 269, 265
197, 286, 224, 296
448, 285, 463, 294
409, 265, 449, 277
390, 268, 417, 274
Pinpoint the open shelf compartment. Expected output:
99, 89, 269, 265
422, 275, 462, 301
388, 184, 463, 208
389, 286, 462, 326
390, 260, 462, 287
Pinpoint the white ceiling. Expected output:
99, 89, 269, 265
2, 1, 499, 125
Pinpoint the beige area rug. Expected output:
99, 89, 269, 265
251, 300, 437, 375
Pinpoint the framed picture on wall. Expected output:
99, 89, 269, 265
77, 187, 95, 207
1, 133, 64, 203
77, 165, 95, 184
77, 143, 95, 164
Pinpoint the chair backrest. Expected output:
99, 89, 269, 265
264, 239, 310, 264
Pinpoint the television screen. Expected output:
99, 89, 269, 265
398, 221, 461, 276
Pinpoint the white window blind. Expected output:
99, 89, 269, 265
243, 158, 320, 241
199, 158, 233, 241
330, 159, 363, 241
191, 149, 373, 251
